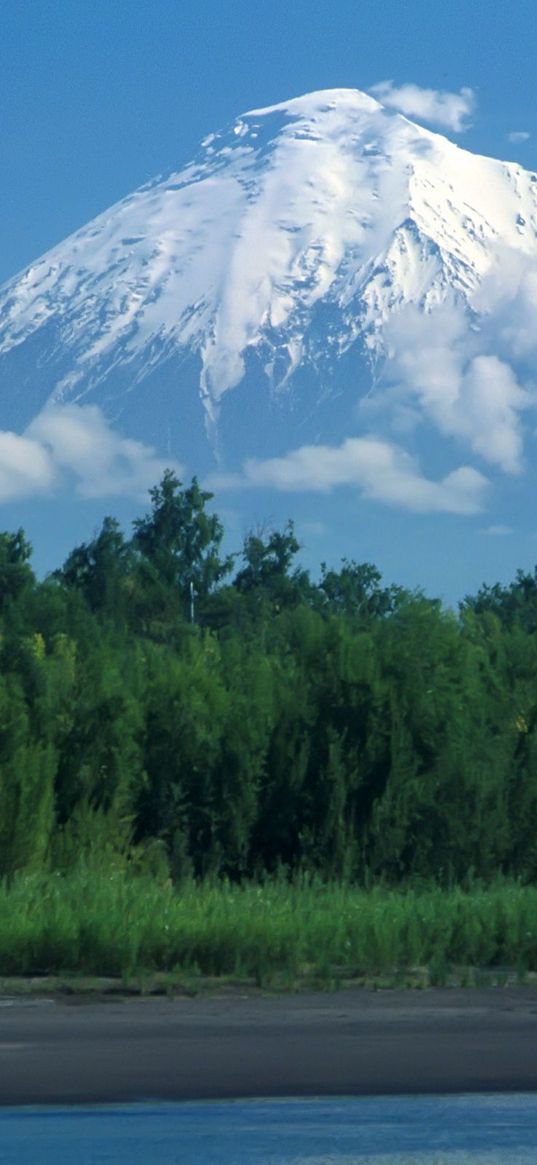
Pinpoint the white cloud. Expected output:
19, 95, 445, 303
0, 431, 57, 501
28, 404, 180, 499
462, 355, 528, 472
209, 436, 488, 516
370, 81, 475, 132
482, 525, 513, 536
472, 250, 537, 365
508, 131, 530, 143
379, 301, 531, 475
299, 521, 327, 537
0, 403, 181, 504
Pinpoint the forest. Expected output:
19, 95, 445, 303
2, 470, 537, 983
3, 468, 537, 886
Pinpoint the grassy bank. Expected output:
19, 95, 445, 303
2, 871, 537, 989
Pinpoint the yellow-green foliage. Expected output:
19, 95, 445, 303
0, 872, 536, 982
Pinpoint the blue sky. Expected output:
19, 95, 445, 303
1, 0, 537, 601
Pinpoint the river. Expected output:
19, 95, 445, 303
0, 1094, 536, 1163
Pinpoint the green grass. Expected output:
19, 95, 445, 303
1, 870, 537, 988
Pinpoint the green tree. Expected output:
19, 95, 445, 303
55, 517, 133, 620
233, 521, 312, 617
0, 674, 56, 875
0, 530, 34, 615
132, 471, 233, 623
318, 559, 403, 620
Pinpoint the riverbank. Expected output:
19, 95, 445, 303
2, 987, 537, 1104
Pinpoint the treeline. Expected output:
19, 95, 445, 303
2, 470, 537, 886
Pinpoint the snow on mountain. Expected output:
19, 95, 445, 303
1, 87, 537, 476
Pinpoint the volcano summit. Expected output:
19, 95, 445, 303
0, 85, 536, 553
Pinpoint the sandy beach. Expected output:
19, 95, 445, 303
1, 986, 537, 1105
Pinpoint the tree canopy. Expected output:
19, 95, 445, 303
0, 472, 536, 886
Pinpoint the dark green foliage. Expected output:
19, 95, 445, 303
0, 530, 34, 618
462, 567, 537, 632
2, 472, 537, 888
132, 470, 233, 625
233, 521, 312, 614
55, 517, 133, 620
318, 559, 402, 619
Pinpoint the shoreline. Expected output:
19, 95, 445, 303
1, 986, 537, 1105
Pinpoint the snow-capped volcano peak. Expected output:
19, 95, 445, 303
242, 86, 384, 121
1, 87, 537, 464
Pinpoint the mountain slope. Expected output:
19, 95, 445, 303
1, 88, 537, 467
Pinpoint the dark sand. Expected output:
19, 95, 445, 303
1, 987, 537, 1105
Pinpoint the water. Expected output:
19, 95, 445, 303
0, 1095, 536, 1164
